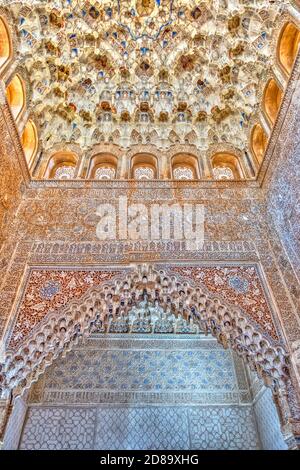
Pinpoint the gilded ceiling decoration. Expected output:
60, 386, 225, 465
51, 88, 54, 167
7, 1, 288, 152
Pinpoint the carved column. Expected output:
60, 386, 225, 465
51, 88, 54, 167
160, 153, 170, 179
202, 153, 212, 178
0, 396, 13, 449
119, 153, 128, 179
2, 392, 28, 450
34, 153, 48, 178
17, 108, 29, 136
76, 152, 87, 179
259, 111, 271, 138
241, 151, 256, 178
272, 64, 288, 92
273, 385, 300, 450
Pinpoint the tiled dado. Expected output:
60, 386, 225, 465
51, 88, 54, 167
20, 405, 261, 451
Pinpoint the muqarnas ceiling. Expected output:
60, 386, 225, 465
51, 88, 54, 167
9, 0, 288, 152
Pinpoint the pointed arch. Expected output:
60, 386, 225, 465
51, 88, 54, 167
277, 22, 300, 77
251, 124, 268, 165
0, 16, 12, 74
169, 130, 180, 144
130, 129, 141, 144
0, 265, 290, 394
263, 79, 283, 126
6, 74, 26, 121
184, 130, 197, 145
110, 130, 121, 144
149, 130, 158, 141
1, 264, 299, 446
21, 120, 38, 167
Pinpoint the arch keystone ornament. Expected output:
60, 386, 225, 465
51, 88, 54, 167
0, 264, 300, 448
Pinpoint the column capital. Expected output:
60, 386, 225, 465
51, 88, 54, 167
282, 420, 300, 449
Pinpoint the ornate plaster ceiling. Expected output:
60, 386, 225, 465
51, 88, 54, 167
8, 0, 287, 151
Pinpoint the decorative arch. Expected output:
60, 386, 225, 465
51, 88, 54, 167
184, 130, 197, 145
0, 265, 290, 391
169, 130, 180, 144
171, 153, 200, 180
130, 129, 142, 144
251, 124, 268, 165
1, 263, 299, 447
263, 78, 283, 126
277, 22, 300, 77
21, 120, 38, 167
110, 130, 121, 145
6, 74, 26, 121
44, 151, 78, 179
0, 16, 12, 74
131, 153, 158, 179
87, 153, 118, 179
211, 152, 244, 180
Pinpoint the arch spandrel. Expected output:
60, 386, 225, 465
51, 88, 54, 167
167, 265, 280, 342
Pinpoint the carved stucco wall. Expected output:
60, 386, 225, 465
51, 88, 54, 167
17, 334, 264, 450
0, 85, 28, 288
1, 186, 299, 389
0, 31, 299, 449
0, 9, 299, 351
0, 66, 299, 375
264, 83, 300, 281
6, 264, 281, 350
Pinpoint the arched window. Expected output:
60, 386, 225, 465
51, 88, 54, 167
172, 154, 200, 180
21, 120, 38, 167
95, 167, 116, 180
213, 167, 234, 180
251, 124, 268, 165
87, 153, 118, 179
134, 167, 155, 180
6, 74, 26, 121
54, 166, 76, 179
211, 153, 244, 180
0, 16, 12, 73
173, 167, 194, 180
263, 79, 282, 126
131, 154, 158, 179
44, 151, 77, 179
277, 22, 300, 76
